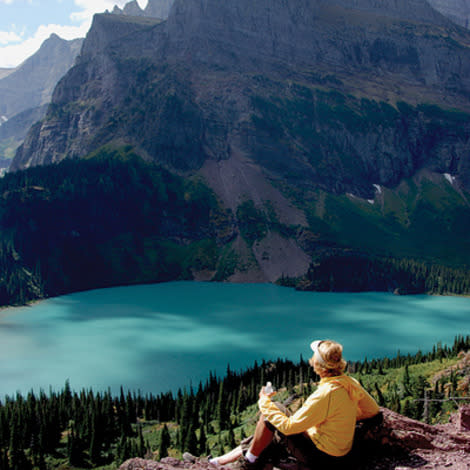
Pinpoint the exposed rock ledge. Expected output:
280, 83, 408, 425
120, 407, 470, 470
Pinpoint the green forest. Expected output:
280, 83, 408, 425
0, 147, 232, 306
1, 146, 470, 308
1, 336, 469, 470
281, 253, 470, 295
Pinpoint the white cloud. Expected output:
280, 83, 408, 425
0, 31, 22, 45
0, 0, 15, 5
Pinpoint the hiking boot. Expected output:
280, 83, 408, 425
229, 456, 262, 470
277, 457, 301, 470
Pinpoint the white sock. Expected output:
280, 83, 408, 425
245, 451, 258, 463
209, 458, 220, 466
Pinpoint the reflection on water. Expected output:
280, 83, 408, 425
1, 282, 469, 397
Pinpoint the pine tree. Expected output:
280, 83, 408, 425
227, 425, 236, 449
8, 415, 31, 470
116, 433, 131, 463
402, 398, 417, 419
198, 425, 207, 455
158, 424, 171, 459
183, 424, 198, 455
0, 447, 10, 470
374, 383, 385, 406
137, 424, 145, 458
89, 428, 101, 464
216, 381, 229, 430
402, 365, 411, 396
287, 369, 294, 393
67, 426, 83, 467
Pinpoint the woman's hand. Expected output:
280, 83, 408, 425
259, 386, 276, 399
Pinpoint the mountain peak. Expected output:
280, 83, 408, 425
11, 0, 470, 199
47, 32, 61, 41
112, 0, 175, 19
0, 34, 82, 118
123, 0, 144, 16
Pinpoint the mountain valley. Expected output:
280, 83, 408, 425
2, 0, 470, 304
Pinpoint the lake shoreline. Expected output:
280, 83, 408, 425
1, 282, 469, 398
2, 278, 470, 314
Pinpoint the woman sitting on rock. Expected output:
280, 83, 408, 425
210, 339, 380, 469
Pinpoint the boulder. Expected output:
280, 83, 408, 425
120, 407, 470, 470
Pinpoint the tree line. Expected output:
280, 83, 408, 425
0, 147, 229, 307
1, 335, 469, 469
1, 148, 470, 307
286, 253, 470, 295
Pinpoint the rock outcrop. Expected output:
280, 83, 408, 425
144, 0, 175, 19
0, 104, 48, 167
119, 407, 470, 470
7, 0, 470, 285
11, 0, 470, 195
0, 33, 82, 119
0, 33, 82, 168
112, 0, 175, 19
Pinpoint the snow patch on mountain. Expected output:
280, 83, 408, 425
444, 173, 456, 185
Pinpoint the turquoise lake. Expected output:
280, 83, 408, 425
1, 282, 469, 398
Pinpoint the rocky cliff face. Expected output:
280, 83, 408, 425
428, 0, 470, 29
9, 0, 470, 282
12, 0, 470, 191
0, 34, 82, 118
0, 34, 82, 168
144, 0, 175, 19
163, 0, 454, 80
0, 104, 48, 167
119, 407, 470, 470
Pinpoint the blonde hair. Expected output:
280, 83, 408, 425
311, 340, 347, 377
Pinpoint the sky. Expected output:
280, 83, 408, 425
0, 0, 148, 68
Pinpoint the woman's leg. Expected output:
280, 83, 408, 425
211, 415, 274, 465
248, 415, 274, 457
214, 445, 244, 465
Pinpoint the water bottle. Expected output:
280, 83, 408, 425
265, 381, 273, 394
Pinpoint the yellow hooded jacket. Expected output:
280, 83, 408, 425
258, 375, 380, 457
